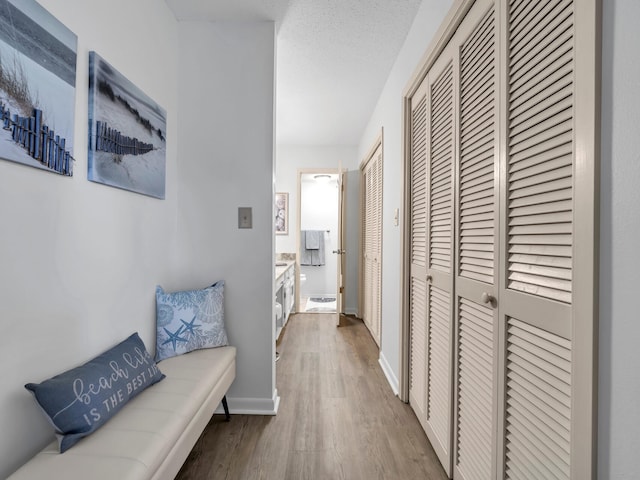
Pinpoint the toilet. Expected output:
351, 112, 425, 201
275, 301, 283, 322
299, 273, 306, 298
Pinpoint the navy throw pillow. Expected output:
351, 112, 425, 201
25, 332, 165, 452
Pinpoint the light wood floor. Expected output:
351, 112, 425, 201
176, 313, 448, 480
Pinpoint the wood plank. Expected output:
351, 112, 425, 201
176, 313, 448, 480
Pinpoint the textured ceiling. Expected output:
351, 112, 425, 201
165, 0, 422, 146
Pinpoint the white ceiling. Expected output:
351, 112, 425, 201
165, 0, 422, 146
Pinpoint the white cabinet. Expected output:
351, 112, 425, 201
275, 262, 295, 339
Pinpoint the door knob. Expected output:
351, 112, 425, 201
426, 275, 433, 283
332, 249, 345, 254
481, 292, 496, 306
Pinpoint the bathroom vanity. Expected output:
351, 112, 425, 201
275, 260, 295, 339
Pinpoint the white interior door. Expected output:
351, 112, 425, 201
297, 169, 341, 314
360, 141, 383, 345
335, 170, 346, 325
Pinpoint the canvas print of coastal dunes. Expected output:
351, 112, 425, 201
88, 51, 166, 199
0, 0, 77, 176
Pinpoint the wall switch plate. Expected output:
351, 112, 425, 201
238, 207, 252, 228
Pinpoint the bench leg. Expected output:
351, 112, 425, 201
222, 395, 230, 421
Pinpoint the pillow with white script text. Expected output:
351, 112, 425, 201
25, 332, 165, 452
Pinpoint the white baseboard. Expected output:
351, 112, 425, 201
215, 389, 280, 415
344, 307, 358, 316
378, 352, 399, 396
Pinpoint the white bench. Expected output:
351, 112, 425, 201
9, 346, 236, 480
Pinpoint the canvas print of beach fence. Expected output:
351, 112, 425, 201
0, 0, 77, 176
88, 51, 166, 199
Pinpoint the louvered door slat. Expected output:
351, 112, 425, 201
462, 163, 493, 187
505, 316, 571, 480
410, 275, 428, 421
463, 166, 493, 189
461, 89, 494, 127
460, 141, 495, 283
509, 0, 545, 31
507, 394, 570, 452
510, 43, 572, 107
456, 298, 494, 480
507, 0, 574, 306
461, 207, 494, 220
461, 67, 493, 110
509, 0, 571, 60
461, 247, 493, 258
429, 63, 454, 274
508, 143, 571, 175
509, 196, 571, 215
508, 369, 571, 421
427, 285, 451, 449
509, 222, 572, 235
459, 5, 495, 285
460, 195, 493, 213
509, 156, 571, 184
509, 161, 572, 191
460, 151, 493, 180
461, 267, 494, 283
411, 97, 428, 267
511, 104, 572, 148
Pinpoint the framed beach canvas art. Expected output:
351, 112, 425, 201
275, 192, 288, 235
88, 51, 166, 199
0, 0, 77, 176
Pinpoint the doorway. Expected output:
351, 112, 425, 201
297, 170, 341, 313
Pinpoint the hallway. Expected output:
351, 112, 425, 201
176, 313, 447, 479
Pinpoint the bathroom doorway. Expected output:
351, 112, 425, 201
297, 169, 344, 314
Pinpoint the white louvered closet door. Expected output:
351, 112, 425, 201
363, 163, 373, 335
498, 0, 586, 478
361, 142, 383, 346
405, 0, 598, 477
368, 146, 383, 345
408, 78, 429, 436
374, 148, 383, 343
424, 46, 456, 476
452, 2, 499, 479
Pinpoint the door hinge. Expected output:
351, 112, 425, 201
340, 286, 344, 294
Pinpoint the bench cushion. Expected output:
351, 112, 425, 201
9, 346, 236, 480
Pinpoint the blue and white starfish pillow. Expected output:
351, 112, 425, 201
155, 281, 228, 362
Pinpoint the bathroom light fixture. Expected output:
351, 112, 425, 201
314, 174, 332, 183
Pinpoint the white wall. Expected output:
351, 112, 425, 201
175, 21, 277, 414
599, 1, 640, 477
0, 1, 179, 477
275, 145, 359, 313
357, 0, 453, 392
